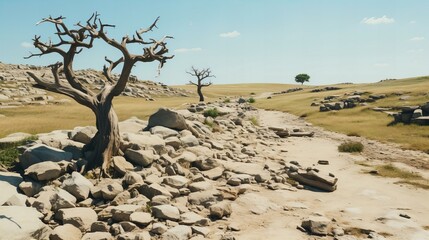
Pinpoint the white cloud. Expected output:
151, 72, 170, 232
21, 42, 33, 48
219, 30, 240, 38
361, 15, 395, 25
410, 37, 424, 41
174, 47, 202, 53
374, 63, 389, 67
410, 20, 417, 24
407, 49, 424, 53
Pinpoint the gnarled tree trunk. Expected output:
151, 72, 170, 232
25, 14, 173, 176
197, 86, 204, 102
84, 100, 121, 175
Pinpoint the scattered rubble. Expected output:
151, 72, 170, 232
5, 98, 417, 239
391, 103, 429, 125
0, 63, 192, 109
310, 86, 341, 93
1, 100, 318, 239
313, 91, 387, 112
272, 87, 303, 95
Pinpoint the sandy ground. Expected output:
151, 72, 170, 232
224, 110, 429, 240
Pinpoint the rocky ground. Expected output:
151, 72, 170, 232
0, 99, 429, 240
0, 62, 191, 108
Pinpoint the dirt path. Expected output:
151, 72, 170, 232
226, 110, 429, 240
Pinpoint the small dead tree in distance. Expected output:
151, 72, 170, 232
187, 67, 214, 102
25, 13, 173, 176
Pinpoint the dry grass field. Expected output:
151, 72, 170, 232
0, 93, 191, 137
252, 77, 429, 153
1, 77, 428, 153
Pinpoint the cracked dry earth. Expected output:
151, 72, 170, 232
229, 110, 429, 240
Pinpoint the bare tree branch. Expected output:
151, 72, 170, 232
27, 70, 93, 110
25, 13, 174, 175
103, 56, 124, 83
186, 67, 214, 102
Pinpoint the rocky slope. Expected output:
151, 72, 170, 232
0, 100, 429, 240
0, 62, 191, 108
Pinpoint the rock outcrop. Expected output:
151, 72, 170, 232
0, 62, 192, 110
0, 100, 343, 239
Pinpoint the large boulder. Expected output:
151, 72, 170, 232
55, 207, 98, 231
124, 149, 156, 167
3, 193, 28, 206
209, 201, 232, 219
112, 156, 134, 176
150, 126, 179, 139
81, 232, 113, 240
69, 126, 97, 144
162, 175, 190, 189
146, 108, 188, 131
24, 161, 62, 181
180, 135, 199, 147
188, 181, 214, 192
36, 130, 70, 149
101, 182, 124, 200
32, 188, 77, 212
301, 215, 331, 236
119, 117, 147, 134
287, 169, 338, 192
152, 204, 180, 221
123, 171, 143, 185
111, 204, 143, 222
122, 133, 165, 153
18, 180, 42, 197
0, 172, 23, 205
0, 206, 51, 240
50, 224, 82, 240
61, 171, 94, 201
50, 188, 77, 211
162, 225, 192, 240
138, 183, 173, 199
188, 190, 223, 207
192, 157, 220, 171
180, 211, 207, 225
130, 212, 152, 227
19, 144, 73, 169
0, 132, 32, 146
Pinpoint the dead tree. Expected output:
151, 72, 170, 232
25, 13, 173, 176
187, 67, 214, 102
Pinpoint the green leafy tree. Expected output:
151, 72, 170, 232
295, 73, 310, 85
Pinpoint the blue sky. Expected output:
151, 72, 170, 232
0, 0, 428, 85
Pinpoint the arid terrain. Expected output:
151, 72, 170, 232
1, 63, 429, 240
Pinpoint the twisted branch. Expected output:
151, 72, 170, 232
187, 66, 215, 87
26, 13, 174, 101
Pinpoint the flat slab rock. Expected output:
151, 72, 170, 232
19, 143, 73, 169
0, 132, 32, 144
0, 171, 23, 205
0, 206, 50, 240
222, 161, 269, 178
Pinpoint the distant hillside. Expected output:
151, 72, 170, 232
179, 77, 429, 154
0, 62, 191, 108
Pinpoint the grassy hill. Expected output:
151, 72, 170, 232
248, 78, 429, 152
181, 77, 429, 152
1, 76, 428, 153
